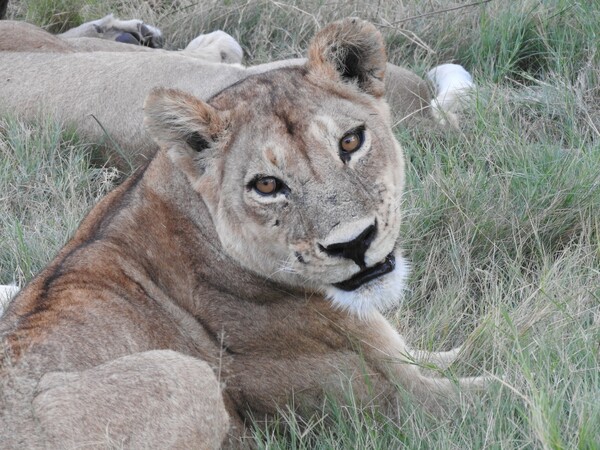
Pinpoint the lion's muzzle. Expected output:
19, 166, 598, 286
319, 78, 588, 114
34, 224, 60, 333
332, 252, 396, 291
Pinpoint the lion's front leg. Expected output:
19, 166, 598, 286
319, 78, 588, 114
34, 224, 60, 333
33, 350, 229, 449
356, 313, 488, 414
410, 346, 463, 370
59, 14, 164, 48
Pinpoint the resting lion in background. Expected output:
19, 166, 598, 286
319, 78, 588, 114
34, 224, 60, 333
0, 14, 472, 168
0, 14, 244, 62
0, 18, 485, 448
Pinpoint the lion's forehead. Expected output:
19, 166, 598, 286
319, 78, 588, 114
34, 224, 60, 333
255, 115, 348, 167
211, 67, 319, 112
213, 68, 374, 133
213, 67, 402, 225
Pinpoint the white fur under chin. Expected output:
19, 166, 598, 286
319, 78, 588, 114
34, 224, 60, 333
324, 252, 409, 319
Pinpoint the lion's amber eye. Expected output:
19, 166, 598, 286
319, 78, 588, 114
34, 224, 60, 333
341, 133, 360, 153
254, 177, 280, 195
339, 127, 365, 158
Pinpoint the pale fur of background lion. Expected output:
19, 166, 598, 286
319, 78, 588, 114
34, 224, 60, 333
0, 19, 471, 167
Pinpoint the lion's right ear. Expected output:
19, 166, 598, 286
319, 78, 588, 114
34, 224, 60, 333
143, 88, 227, 153
306, 18, 387, 98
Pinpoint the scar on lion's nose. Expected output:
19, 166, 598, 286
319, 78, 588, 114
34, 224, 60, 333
318, 222, 377, 270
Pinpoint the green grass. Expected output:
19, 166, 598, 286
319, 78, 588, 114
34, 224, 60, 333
20, 0, 98, 32
2, 0, 599, 448
0, 116, 118, 284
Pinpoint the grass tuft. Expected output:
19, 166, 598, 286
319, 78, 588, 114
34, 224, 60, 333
0, 116, 119, 285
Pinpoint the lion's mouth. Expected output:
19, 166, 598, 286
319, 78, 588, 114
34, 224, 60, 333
332, 253, 396, 291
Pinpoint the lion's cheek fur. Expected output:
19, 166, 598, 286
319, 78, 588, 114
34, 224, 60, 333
391, 140, 406, 194
212, 210, 294, 282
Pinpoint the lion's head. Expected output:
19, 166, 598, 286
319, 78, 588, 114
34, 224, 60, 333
144, 18, 408, 317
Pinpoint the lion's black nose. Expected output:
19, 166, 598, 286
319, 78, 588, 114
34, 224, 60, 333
319, 222, 377, 270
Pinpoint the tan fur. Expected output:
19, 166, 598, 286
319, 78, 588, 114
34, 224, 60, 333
0, 20, 157, 53
0, 17, 241, 58
0, 21, 75, 52
34, 351, 229, 449
0, 18, 484, 448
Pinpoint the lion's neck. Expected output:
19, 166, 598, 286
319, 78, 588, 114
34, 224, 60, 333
107, 151, 295, 314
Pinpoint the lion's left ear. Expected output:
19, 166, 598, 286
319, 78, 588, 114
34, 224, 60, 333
143, 88, 228, 153
306, 18, 387, 98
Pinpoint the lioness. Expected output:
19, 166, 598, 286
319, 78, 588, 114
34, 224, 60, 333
0, 18, 484, 448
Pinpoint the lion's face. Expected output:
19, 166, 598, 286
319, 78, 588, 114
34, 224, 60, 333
145, 18, 409, 316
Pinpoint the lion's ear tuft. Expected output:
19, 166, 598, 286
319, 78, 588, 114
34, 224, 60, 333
306, 18, 387, 98
185, 131, 211, 153
143, 88, 226, 152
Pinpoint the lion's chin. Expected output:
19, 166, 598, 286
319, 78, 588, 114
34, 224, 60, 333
324, 250, 409, 319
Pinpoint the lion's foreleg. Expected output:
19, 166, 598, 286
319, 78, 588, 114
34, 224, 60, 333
33, 350, 229, 448
357, 313, 486, 412
410, 346, 462, 370
59, 14, 163, 48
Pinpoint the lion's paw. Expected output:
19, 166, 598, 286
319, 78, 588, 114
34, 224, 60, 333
60, 14, 164, 48
184, 30, 243, 64
32, 350, 229, 448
